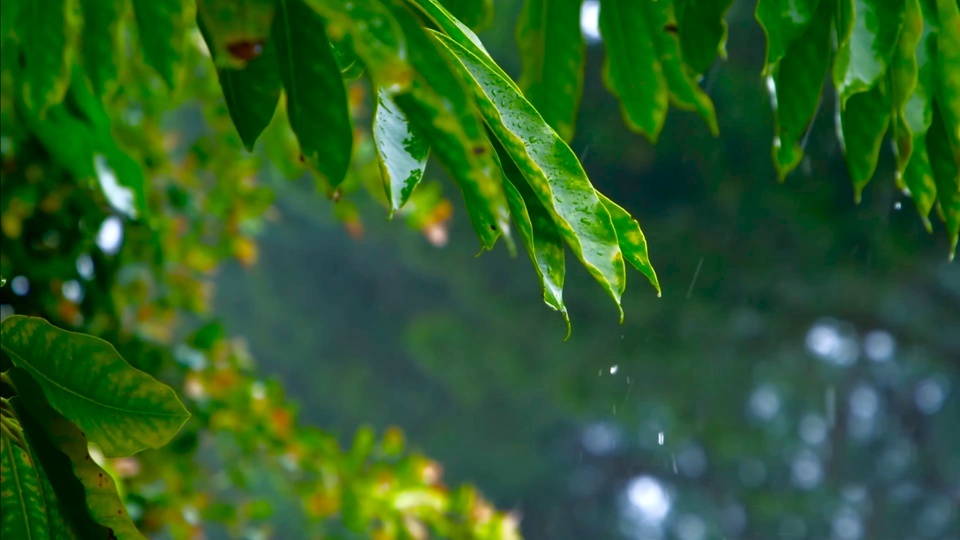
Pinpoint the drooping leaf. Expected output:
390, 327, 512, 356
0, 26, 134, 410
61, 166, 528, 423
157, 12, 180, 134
675, 0, 735, 75
196, 0, 276, 69
198, 13, 281, 151
598, 0, 669, 141
839, 81, 891, 199
516, 0, 585, 142
11, 372, 147, 539
80, 0, 124, 97
131, 0, 192, 87
0, 316, 190, 457
390, 3, 510, 251
495, 141, 568, 334
890, 0, 923, 165
832, 0, 905, 106
433, 32, 631, 315
273, 0, 352, 187
1, 424, 51, 539
928, 101, 960, 259
755, 0, 821, 70
935, 0, 960, 169
769, 0, 833, 179
440, 0, 493, 30
596, 192, 661, 296
17, 0, 79, 112
374, 89, 430, 214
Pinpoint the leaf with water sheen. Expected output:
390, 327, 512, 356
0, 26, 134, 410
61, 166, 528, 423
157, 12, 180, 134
198, 14, 281, 151
434, 33, 630, 315
675, 0, 735, 75
390, 4, 509, 251
769, 0, 832, 180
935, 0, 960, 169
374, 89, 430, 213
599, 0, 668, 141
516, 0, 584, 142
80, 0, 124, 97
131, 0, 192, 87
273, 0, 352, 187
0, 316, 190, 457
755, 0, 820, 70
833, 0, 904, 106
17, 0, 78, 112
840, 81, 891, 199
597, 193, 661, 296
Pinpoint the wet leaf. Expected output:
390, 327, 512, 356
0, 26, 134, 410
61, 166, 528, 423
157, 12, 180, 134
374, 89, 430, 214
196, 0, 276, 69
516, 0, 585, 141
839, 81, 891, 199
131, 0, 192, 87
0, 316, 190, 457
79, 0, 124, 97
833, 0, 904, 105
596, 192, 660, 296
755, 0, 820, 70
17, 0, 79, 112
675, 0, 735, 75
928, 101, 960, 259
599, 0, 669, 141
273, 0, 352, 187
434, 32, 630, 315
935, 0, 960, 169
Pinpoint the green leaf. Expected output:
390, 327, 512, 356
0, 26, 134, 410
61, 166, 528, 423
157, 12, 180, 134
374, 89, 430, 214
596, 192, 661, 296
273, 0, 352, 188
839, 81, 891, 199
433, 32, 631, 316
131, 0, 192, 87
929, 101, 960, 259
390, 3, 510, 251
0, 316, 190, 457
755, 0, 820, 70
935, 0, 960, 169
495, 141, 568, 334
769, 0, 833, 180
832, 0, 905, 105
17, 0, 79, 112
1, 424, 51, 539
80, 0, 125, 97
198, 13, 282, 151
19, 104, 97, 180
516, 0, 585, 142
196, 0, 276, 69
11, 372, 146, 539
675, 0, 735, 75
0, 0, 20, 47
890, 0, 923, 164
440, 0, 493, 30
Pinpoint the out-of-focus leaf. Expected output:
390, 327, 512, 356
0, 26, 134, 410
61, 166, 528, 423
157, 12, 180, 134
928, 102, 960, 259
11, 372, 146, 539
643, 0, 719, 135
131, 0, 192, 87
434, 32, 631, 315
599, 0, 669, 141
596, 192, 660, 296
839, 81, 890, 199
390, 3, 510, 251
198, 14, 281, 151
935, 0, 960, 168
17, 0, 79, 112
197, 0, 276, 69
516, 0, 584, 142
440, 0, 493, 30
0, 0, 20, 46
273, 0, 352, 187
891, 0, 923, 164
755, 0, 820, 70
305, 0, 412, 92
0, 316, 190, 457
1, 424, 51, 539
675, 0, 735, 75
19, 103, 97, 179
495, 142, 568, 334
80, 0, 124, 98
374, 89, 430, 214
330, 32, 366, 81
833, 0, 904, 105
769, 0, 832, 179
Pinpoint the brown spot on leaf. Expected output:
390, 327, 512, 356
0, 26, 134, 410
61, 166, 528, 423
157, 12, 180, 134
663, 23, 679, 35
473, 146, 486, 156
226, 40, 265, 62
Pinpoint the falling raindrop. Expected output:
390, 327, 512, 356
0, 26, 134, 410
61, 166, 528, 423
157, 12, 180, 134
894, 201, 902, 210
658, 431, 664, 445
610, 365, 619, 375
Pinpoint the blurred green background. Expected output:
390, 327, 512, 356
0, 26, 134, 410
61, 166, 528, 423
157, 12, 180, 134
208, 0, 960, 538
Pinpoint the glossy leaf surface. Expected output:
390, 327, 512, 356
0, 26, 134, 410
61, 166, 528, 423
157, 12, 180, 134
832, 0, 904, 105
676, 0, 735, 75
597, 192, 661, 296
0, 316, 190, 457
374, 89, 430, 213
840, 81, 891, 198
755, 0, 820, 69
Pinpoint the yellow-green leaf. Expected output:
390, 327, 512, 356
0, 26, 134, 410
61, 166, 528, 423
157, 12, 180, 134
839, 81, 891, 199
79, 0, 125, 98
929, 101, 960, 259
935, 0, 960, 169
17, 0, 79, 112
131, 0, 192, 88
597, 192, 661, 296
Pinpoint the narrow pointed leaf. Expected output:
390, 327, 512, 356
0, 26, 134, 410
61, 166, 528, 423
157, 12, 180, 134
273, 0, 352, 187
928, 102, 960, 258
198, 15, 281, 151
833, 0, 904, 105
374, 89, 430, 213
131, 0, 192, 87
433, 32, 629, 314
18, 0, 78, 112
755, 0, 820, 70
769, 0, 832, 179
80, 0, 124, 97
516, 0, 585, 141
599, 0, 669, 141
1, 431, 51, 539
890, 0, 923, 168
11, 373, 147, 539
596, 192, 660, 296
196, 0, 276, 69
935, 0, 960, 168
903, 140, 937, 227
0, 316, 190, 457
840, 82, 891, 199
390, 3, 509, 250
675, 0, 735, 75
643, 0, 719, 135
